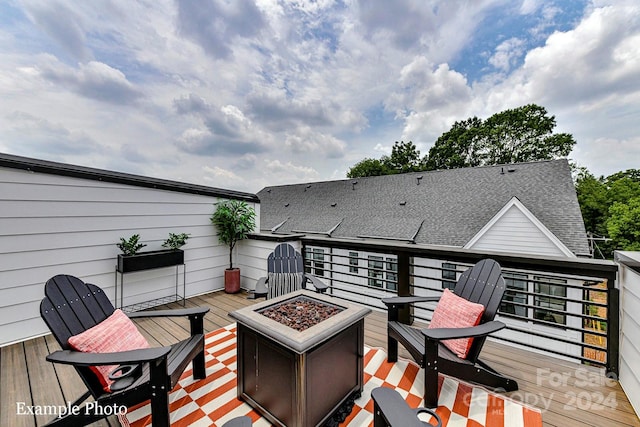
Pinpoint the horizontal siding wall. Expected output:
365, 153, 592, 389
468, 204, 566, 257
0, 166, 259, 346
619, 261, 640, 417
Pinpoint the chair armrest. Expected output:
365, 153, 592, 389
127, 307, 209, 319
304, 274, 328, 292
421, 320, 505, 341
371, 387, 442, 427
381, 295, 441, 307
253, 277, 268, 295
46, 347, 171, 367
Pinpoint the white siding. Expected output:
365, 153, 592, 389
467, 204, 568, 257
0, 167, 259, 346
619, 259, 640, 416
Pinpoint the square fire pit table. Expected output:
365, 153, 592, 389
229, 290, 371, 427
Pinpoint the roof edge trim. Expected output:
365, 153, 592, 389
0, 152, 259, 202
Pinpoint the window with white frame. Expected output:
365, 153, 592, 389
500, 272, 528, 318
367, 255, 397, 290
498, 272, 567, 326
349, 252, 359, 273
304, 248, 325, 277
385, 258, 397, 291
368, 256, 384, 288
534, 276, 567, 325
441, 263, 457, 290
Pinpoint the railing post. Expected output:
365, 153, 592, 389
397, 251, 412, 324
606, 271, 619, 377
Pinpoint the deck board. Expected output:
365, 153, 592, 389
1, 290, 638, 427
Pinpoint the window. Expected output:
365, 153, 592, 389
534, 276, 567, 325
385, 258, 397, 291
367, 255, 397, 290
441, 263, 457, 290
499, 272, 567, 326
304, 248, 325, 277
349, 252, 359, 273
500, 272, 528, 317
368, 256, 384, 288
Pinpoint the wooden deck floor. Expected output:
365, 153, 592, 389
2, 290, 638, 427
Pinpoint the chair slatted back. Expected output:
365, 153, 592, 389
267, 243, 304, 274
266, 244, 305, 298
40, 275, 116, 397
453, 259, 506, 362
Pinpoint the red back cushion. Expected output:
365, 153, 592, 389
428, 288, 485, 359
68, 309, 150, 392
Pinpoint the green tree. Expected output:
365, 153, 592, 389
575, 168, 640, 257
347, 141, 424, 177
387, 141, 424, 173
575, 168, 609, 235
425, 117, 483, 170
426, 104, 576, 169
347, 157, 390, 178
606, 197, 640, 251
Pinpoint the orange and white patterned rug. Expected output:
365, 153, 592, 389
121, 324, 542, 427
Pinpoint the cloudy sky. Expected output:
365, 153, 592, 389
1, 0, 638, 193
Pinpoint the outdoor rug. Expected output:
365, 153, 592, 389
120, 324, 542, 427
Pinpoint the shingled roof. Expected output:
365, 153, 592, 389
257, 159, 591, 257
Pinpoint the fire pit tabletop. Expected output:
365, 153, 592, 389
229, 290, 371, 353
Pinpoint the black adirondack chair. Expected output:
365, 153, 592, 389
382, 259, 518, 408
40, 274, 210, 427
251, 243, 329, 299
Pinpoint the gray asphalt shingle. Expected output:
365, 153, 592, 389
257, 159, 591, 257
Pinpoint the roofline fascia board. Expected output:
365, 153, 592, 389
291, 229, 331, 236
356, 234, 415, 243
0, 152, 259, 202
464, 196, 576, 258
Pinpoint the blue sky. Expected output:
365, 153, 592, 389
1, 0, 638, 192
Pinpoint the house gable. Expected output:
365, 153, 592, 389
464, 197, 576, 258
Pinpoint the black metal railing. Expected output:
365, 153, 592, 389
299, 236, 619, 376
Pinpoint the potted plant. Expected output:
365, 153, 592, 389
116, 233, 187, 273
210, 199, 256, 293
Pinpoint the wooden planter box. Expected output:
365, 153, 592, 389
116, 249, 184, 273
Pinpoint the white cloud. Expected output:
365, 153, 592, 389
21, 0, 92, 61
489, 38, 526, 72
284, 127, 346, 158
1, 0, 639, 193
36, 58, 142, 105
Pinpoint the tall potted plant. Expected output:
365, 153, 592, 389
210, 199, 256, 293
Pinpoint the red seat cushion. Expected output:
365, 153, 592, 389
428, 288, 485, 359
68, 309, 150, 392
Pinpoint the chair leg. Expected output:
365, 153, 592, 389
149, 358, 170, 427
193, 350, 206, 379
150, 391, 170, 427
424, 339, 439, 408
373, 398, 387, 427
388, 335, 398, 363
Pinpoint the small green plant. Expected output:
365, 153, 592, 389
162, 232, 190, 250
117, 234, 147, 256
